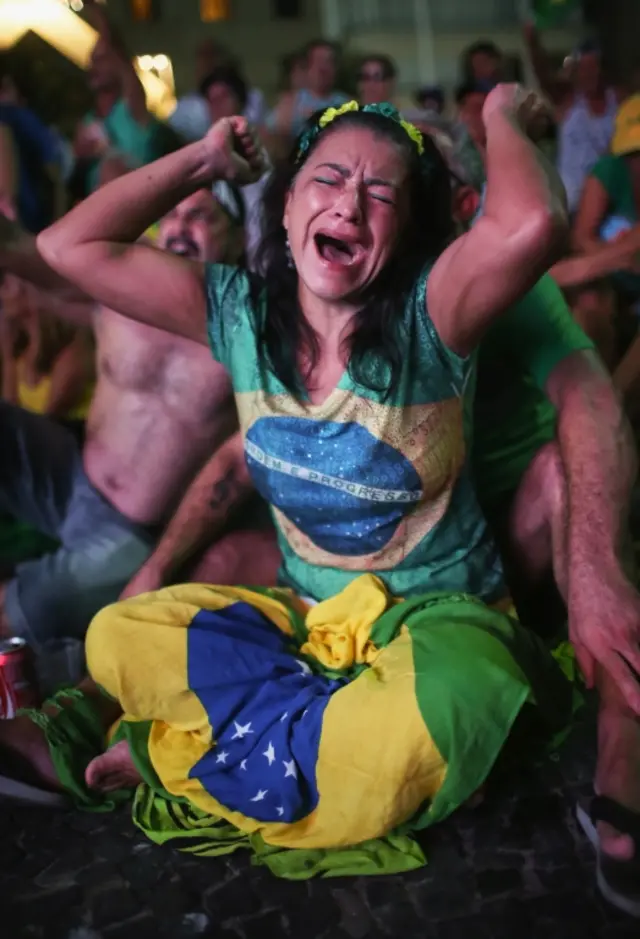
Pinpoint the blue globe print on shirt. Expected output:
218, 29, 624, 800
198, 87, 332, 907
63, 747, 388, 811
245, 417, 423, 556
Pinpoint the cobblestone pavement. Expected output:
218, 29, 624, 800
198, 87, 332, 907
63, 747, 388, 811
2, 715, 638, 939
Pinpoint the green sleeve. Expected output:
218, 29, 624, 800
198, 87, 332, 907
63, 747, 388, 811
489, 275, 594, 390
590, 154, 623, 196
204, 263, 255, 369
105, 100, 163, 165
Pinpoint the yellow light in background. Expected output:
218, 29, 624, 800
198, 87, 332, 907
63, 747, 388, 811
200, 0, 229, 22
69, 0, 83, 11
130, 0, 153, 21
135, 54, 175, 96
0, 0, 176, 119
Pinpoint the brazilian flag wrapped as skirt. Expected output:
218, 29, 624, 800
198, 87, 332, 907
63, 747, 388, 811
56, 576, 572, 878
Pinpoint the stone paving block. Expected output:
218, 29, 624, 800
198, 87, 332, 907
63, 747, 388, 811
240, 910, 287, 939
284, 890, 341, 938
204, 873, 265, 923
373, 899, 433, 937
603, 926, 640, 939
332, 886, 377, 938
3, 728, 640, 939
149, 878, 202, 922
476, 865, 524, 899
103, 913, 166, 939
89, 881, 142, 929
10, 885, 84, 925
411, 871, 477, 920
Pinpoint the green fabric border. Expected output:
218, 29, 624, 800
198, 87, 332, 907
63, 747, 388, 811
18, 688, 130, 812
398, 595, 572, 827
131, 784, 427, 878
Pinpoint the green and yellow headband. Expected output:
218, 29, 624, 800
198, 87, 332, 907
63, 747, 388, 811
295, 100, 426, 166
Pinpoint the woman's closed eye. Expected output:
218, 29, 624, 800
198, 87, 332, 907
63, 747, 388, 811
369, 190, 395, 206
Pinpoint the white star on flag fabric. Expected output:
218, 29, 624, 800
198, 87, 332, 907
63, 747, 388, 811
280, 712, 288, 722
240, 759, 247, 771
263, 741, 276, 765
276, 807, 284, 817
250, 789, 268, 802
216, 751, 228, 765
283, 759, 297, 779
231, 721, 254, 740
297, 660, 312, 676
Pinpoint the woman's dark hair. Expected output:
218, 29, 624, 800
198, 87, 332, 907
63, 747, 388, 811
359, 54, 397, 81
199, 66, 248, 112
279, 51, 305, 92
455, 81, 490, 107
462, 40, 503, 82
415, 84, 444, 111
302, 39, 340, 64
254, 109, 454, 396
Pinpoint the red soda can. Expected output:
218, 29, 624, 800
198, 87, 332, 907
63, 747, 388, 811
0, 637, 40, 718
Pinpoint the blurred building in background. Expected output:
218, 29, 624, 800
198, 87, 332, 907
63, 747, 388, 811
2, 0, 631, 116
322, 0, 583, 101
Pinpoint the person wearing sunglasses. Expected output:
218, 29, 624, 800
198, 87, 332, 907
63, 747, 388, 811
356, 55, 397, 107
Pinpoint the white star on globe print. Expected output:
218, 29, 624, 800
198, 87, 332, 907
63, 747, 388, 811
240, 759, 247, 771
283, 759, 297, 779
263, 741, 276, 765
231, 721, 254, 740
297, 660, 312, 676
216, 750, 229, 765
276, 807, 284, 817
250, 789, 268, 802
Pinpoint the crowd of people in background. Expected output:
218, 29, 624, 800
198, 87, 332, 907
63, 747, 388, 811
4, 9, 640, 412
0, 0, 640, 920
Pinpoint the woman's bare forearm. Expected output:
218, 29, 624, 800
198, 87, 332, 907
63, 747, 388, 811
483, 106, 566, 239
38, 140, 213, 266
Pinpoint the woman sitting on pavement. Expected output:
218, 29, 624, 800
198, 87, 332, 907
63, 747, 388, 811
2, 87, 608, 888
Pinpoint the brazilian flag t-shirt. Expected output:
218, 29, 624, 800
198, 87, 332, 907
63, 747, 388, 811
205, 263, 505, 603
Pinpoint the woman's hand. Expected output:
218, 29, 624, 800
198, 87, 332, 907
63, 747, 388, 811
204, 117, 267, 186
483, 84, 551, 136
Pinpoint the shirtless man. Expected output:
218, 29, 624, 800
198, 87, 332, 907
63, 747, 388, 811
0, 186, 277, 648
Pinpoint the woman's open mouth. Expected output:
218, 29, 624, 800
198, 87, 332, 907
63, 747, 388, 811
314, 233, 360, 267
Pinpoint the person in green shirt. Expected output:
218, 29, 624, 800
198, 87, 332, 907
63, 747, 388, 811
573, 94, 640, 290
474, 274, 593, 520
445, 137, 640, 915
574, 92, 640, 250
72, 0, 169, 195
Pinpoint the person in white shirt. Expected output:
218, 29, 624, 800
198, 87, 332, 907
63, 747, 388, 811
169, 39, 265, 143
199, 66, 269, 268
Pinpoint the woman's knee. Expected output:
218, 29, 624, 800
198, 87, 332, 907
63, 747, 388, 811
84, 600, 138, 695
